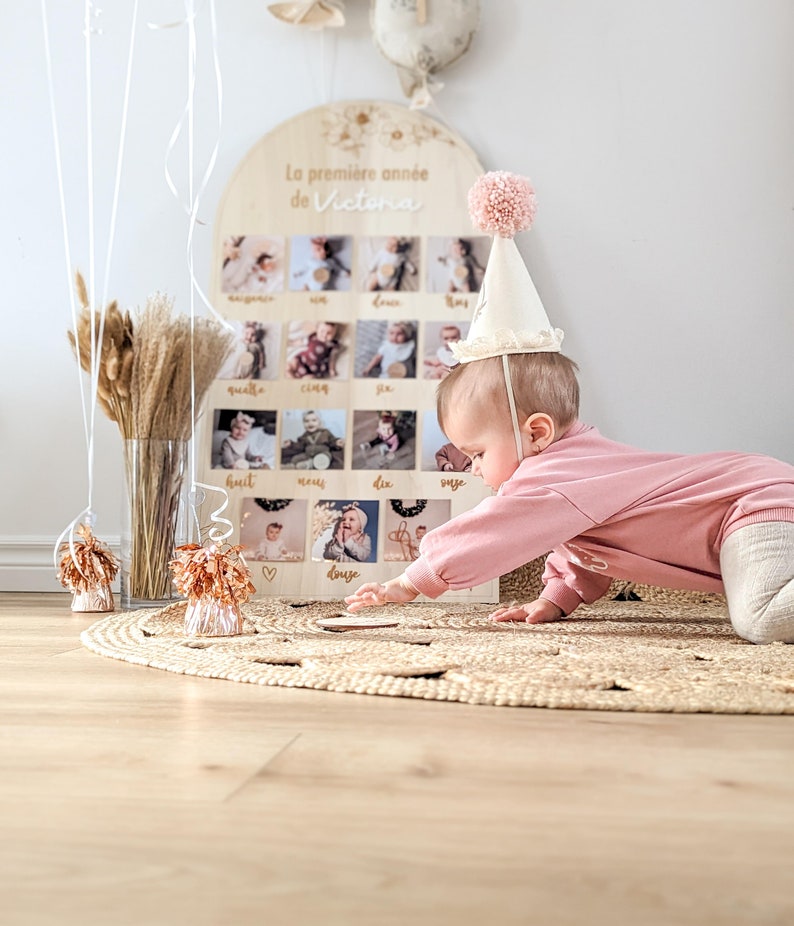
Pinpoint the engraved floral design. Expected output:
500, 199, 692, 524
321, 104, 455, 154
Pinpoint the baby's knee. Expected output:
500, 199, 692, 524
729, 602, 794, 645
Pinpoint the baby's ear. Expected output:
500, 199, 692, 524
523, 413, 556, 451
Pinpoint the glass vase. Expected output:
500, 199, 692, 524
121, 438, 188, 609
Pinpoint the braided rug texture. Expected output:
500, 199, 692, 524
80, 593, 794, 714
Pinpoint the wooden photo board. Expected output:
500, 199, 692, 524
202, 100, 496, 602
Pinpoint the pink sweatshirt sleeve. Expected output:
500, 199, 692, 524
403, 488, 597, 599
540, 550, 613, 614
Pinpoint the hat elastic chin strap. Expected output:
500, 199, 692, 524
501, 355, 524, 466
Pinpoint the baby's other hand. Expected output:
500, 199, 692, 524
490, 598, 564, 624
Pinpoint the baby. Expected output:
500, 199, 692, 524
281, 410, 344, 470
367, 236, 417, 292
219, 411, 269, 470
286, 321, 341, 379
435, 440, 472, 473
245, 251, 278, 293
360, 412, 401, 460
312, 503, 372, 563
346, 351, 794, 645
235, 322, 267, 380
254, 522, 289, 561
424, 324, 462, 379
437, 238, 483, 293
293, 237, 350, 292
360, 321, 416, 379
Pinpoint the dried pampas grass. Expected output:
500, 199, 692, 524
68, 271, 234, 440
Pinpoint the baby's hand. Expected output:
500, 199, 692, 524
345, 576, 418, 612
344, 583, 387, 612
489, 598, 564, 625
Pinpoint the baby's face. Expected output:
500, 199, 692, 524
385, 237, 399, 253
303, 413, 321, 433
230, 420, 251, 440
415, 526, 427, 540
379, 421, 395, 436
341, 510, 361, 532
444, 402, 526, 492
316, 323, 336, 342
451, 241, 465, 257
266, 525, 281, 541
311, 241, 326, 259
388, 326, 407, 344
441, 328, 461, 345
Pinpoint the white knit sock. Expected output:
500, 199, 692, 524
719, 521, 794, 644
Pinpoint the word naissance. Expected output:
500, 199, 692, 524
314, 187, 422, 214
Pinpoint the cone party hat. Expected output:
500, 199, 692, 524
451, 171, 563, 363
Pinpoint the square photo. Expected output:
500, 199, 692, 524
289, 235, 353, 292
358, 236, 420, 292
355, 319, 417, 379
216, 320, 281, 381
220, 235, 286, 294
284, 319, 349, 380
211, 408, 277, 471
352, 409, 416, 471
239, 498, 307, 562
426, 235, 489, 294
280, 408, 346, 470
311, 499, 379, 564
382, 499, 452, 562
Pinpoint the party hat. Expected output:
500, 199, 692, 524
451, 171, 564, 363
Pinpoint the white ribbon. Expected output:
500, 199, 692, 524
192, 483, 234, 544
44, 0, 140, 568
149, 1, 233, 543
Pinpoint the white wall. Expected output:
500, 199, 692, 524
2, 1, 792, 591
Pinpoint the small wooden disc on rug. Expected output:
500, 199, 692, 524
316, 613, 400, 631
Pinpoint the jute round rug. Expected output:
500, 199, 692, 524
80, 595, 794, 714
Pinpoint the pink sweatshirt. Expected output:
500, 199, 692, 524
404, 422, 794, 614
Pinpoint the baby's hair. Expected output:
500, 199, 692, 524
303, 409, 322, 420
453, 237, 472, 255
437, 353, 580, 434
230, 411, 256, 428
389, 320, 415, 339
267, 522, 283, 530
440, 324, 462, 339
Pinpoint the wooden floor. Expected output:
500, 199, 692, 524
2, 593, 793, 926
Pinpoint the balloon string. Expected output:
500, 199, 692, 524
41, 0, 138, 570
151, 0, 231, 542
101, 0, 140, 309
41, 0, 83, 451
53, 508, 96, 578
44, 0, 141, 567
193, 484, 234, 544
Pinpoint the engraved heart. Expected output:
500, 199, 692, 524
261, 566, 277, 582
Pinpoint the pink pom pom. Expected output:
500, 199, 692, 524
467, 170, 537, 238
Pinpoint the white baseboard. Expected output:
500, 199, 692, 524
0, 536, 120, 593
